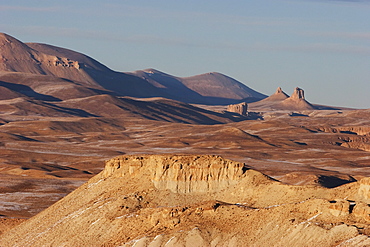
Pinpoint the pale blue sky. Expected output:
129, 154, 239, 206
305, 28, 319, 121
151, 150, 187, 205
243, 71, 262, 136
1, 0, 369, 108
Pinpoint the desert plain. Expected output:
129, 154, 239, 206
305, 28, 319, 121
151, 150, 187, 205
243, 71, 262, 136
0, 33, 370, 246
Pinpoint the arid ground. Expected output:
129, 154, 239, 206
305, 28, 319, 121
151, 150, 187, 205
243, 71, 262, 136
1, 33, 370, 246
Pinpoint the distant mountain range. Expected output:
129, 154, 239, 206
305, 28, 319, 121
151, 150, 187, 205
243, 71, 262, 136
0, 33, 266, 105
0, 33, 349, 116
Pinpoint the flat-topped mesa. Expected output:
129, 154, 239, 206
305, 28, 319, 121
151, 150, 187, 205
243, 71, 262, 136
290, 87, 305, 100
226, 102, 248, 115
102, 155, 251, 193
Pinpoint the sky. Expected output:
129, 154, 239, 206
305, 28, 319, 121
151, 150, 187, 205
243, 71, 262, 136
1, 0, 369, 108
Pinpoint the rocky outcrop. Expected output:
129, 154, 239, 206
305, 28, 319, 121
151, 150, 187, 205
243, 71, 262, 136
248, 87, 316, 111
316, 126, 370, 152
328, 200, 350, 217
353, 202, 370, 221
267, 87, 290, 101
103, 155, 249, 193
358, 178, 370, 202
290, 87, 305, 100
280, 87, 315, 110
226, 102, 248, 115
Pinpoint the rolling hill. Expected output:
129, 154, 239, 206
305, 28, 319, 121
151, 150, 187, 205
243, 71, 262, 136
0, 33, 266, 105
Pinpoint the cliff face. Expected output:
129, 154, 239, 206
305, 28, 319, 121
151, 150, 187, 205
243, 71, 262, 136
103, 155, 248, 193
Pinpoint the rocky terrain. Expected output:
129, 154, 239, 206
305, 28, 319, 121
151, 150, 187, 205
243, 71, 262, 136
0, 33, 370, 246
2, 155, 370, 246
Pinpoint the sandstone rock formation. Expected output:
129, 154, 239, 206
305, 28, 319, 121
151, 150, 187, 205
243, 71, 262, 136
264, 86, 290, 101
226, 102, 248, 115
279, 87, 315, 110
249, 86, 315, 111
290, 87, 305, 100
2, 154, 370, 246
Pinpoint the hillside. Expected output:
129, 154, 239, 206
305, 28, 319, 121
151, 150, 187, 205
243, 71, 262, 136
130, 69, 266, 104
2, 155, 370, 246
1, 33, 265, 104
1, 33, 370, 245
249, 87, 341, 112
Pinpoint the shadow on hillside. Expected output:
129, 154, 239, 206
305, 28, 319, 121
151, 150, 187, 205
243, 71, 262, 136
318, 175, 356, 188
0, 80, 61, 101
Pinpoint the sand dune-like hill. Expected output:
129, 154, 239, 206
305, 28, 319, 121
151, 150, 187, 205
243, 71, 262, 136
2, 154, 370, 246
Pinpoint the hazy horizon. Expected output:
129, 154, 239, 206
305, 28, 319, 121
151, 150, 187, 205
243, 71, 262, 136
1, 0, 369, 108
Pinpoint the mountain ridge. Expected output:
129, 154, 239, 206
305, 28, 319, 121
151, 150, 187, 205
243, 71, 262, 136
0, 33, 266, 105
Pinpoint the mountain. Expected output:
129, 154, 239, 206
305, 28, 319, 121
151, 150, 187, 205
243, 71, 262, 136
2, 154, 370, 246
0, 33, 266, 104
0, 33, 263, 124
130, 68, 266, 104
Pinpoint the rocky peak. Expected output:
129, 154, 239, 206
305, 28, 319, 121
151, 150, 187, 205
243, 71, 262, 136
290, 87, 305, 100
273, 87, 289, 97
275, 87, 283, 94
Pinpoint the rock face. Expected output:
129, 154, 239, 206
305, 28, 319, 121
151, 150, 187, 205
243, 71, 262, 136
226, 102, 248, 115
2, 154, 370, 246
103, 155, 248, 193
290, 87, 305, 100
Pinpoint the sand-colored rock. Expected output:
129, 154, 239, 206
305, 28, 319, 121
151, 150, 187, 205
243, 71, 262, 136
328, 199, 350, 217
249, 86, 316, 111
280, 87, 315, 110
226, 102, 248, 115
353, 202, 370, 221
1, 154, 370, 246
358, 177, 370, 202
